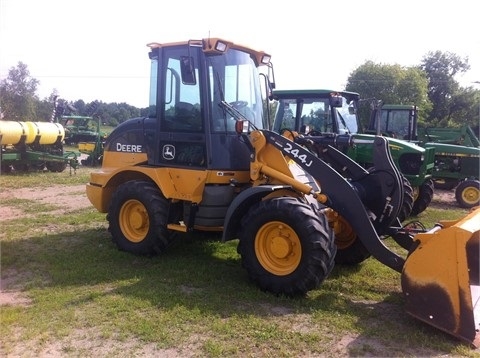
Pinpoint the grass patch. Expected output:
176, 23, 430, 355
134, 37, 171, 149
1, 173, 478, 357
0, 166, 91, 188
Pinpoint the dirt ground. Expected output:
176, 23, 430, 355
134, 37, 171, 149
0, 184, 92, 307
0, 184, 90, 223
0, 184, 459, 223
0, 185, 477, 357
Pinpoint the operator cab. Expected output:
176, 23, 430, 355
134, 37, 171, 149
368, 104, 418, 140
143, 39, 272, 171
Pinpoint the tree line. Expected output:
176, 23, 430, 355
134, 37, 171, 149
1, 51, 479, 133
0, 62, 146, 127
345, 50, 479, 131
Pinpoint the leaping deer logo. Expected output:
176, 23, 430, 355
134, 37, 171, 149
163, 145, 175, 160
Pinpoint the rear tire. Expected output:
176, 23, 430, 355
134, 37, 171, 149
335, 237, 371, 265
411, 179, 434, 216
1, 163, 12, 173
237, 197, 336, 297
108, 181, 172, 255
12, 163, 29, 172
455, 179, 480, 208
398, 175, 414, 222
46, 161, 67, 172
332, 213, 371, 265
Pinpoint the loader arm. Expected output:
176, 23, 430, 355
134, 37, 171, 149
255, 130, 405, 272
294, 133, 404, 233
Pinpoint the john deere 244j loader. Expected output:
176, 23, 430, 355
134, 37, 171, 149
86, 38, 480, 347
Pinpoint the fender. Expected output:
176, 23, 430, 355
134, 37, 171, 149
222, 185, 293, 242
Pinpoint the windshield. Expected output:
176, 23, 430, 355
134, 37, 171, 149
381, 109, 410, 138
273, 94, 359, 134
336, 97, 358, 134
208, 49, 265, 132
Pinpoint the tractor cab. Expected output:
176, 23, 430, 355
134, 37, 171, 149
136, 39, 272, 172
272, 89, 360, 135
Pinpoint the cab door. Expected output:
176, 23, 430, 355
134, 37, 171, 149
155, 46, 206, 169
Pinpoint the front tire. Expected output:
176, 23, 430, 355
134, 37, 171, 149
455, 179, 480, 208
411, 179, 434, 216
331, 213, 371, 265
397, 175, 414, 222
237, 197, 336, 297
335, 236, 371, 266
108, 181, 172, 255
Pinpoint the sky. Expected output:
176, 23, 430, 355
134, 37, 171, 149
1, 0, 479, 108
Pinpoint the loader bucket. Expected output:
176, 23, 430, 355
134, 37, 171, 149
401, 207, 480, 347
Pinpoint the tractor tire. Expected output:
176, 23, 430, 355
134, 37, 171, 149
108, 180, 172, 256
411, 179, 434, 216
397, 175, 414, 223
237, 197, 336, 297
46, 161, 67, 173
330, 211, 370, 265
12, 163, 30, 172
455, 179, 480, 208
1, 163, 12, 173
334, 236, 371, 266
33, 161, 46, 171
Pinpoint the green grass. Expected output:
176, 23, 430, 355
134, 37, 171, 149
0, 167, 90, 188
0, 173, 478, 357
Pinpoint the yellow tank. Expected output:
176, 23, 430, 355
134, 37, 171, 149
0, 121, 65, 145
0, 121, 34, 145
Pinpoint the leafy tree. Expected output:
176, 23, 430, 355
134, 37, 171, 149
36, 98, 56, 122
345, 61, 431, 127
420, 51, 470, 124
72, 99, 87, 115
446, 87, 480, 134
0, 62, 40, 120
32, 91, 61, 122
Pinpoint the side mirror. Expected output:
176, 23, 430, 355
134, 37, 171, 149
180, 56, 196, 85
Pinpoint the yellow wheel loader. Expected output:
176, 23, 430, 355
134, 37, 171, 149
86, 38, 480, 347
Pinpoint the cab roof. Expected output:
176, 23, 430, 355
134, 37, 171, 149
272, 89, 360, 102
147, 38, 271, 66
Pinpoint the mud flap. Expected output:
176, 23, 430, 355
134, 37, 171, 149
401, 207, 480, 347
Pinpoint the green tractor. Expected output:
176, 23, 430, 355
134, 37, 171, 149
418, 124, 479, 147
55, 99, 106, 167
58, 115, 106, 166
271, 89, 436, 219
367, 103, 480, 208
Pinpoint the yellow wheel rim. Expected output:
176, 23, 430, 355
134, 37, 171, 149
255, 221, 301, 276
461, 186, 480, 206
119, 199, 149, 243
332, 216, 356, 250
